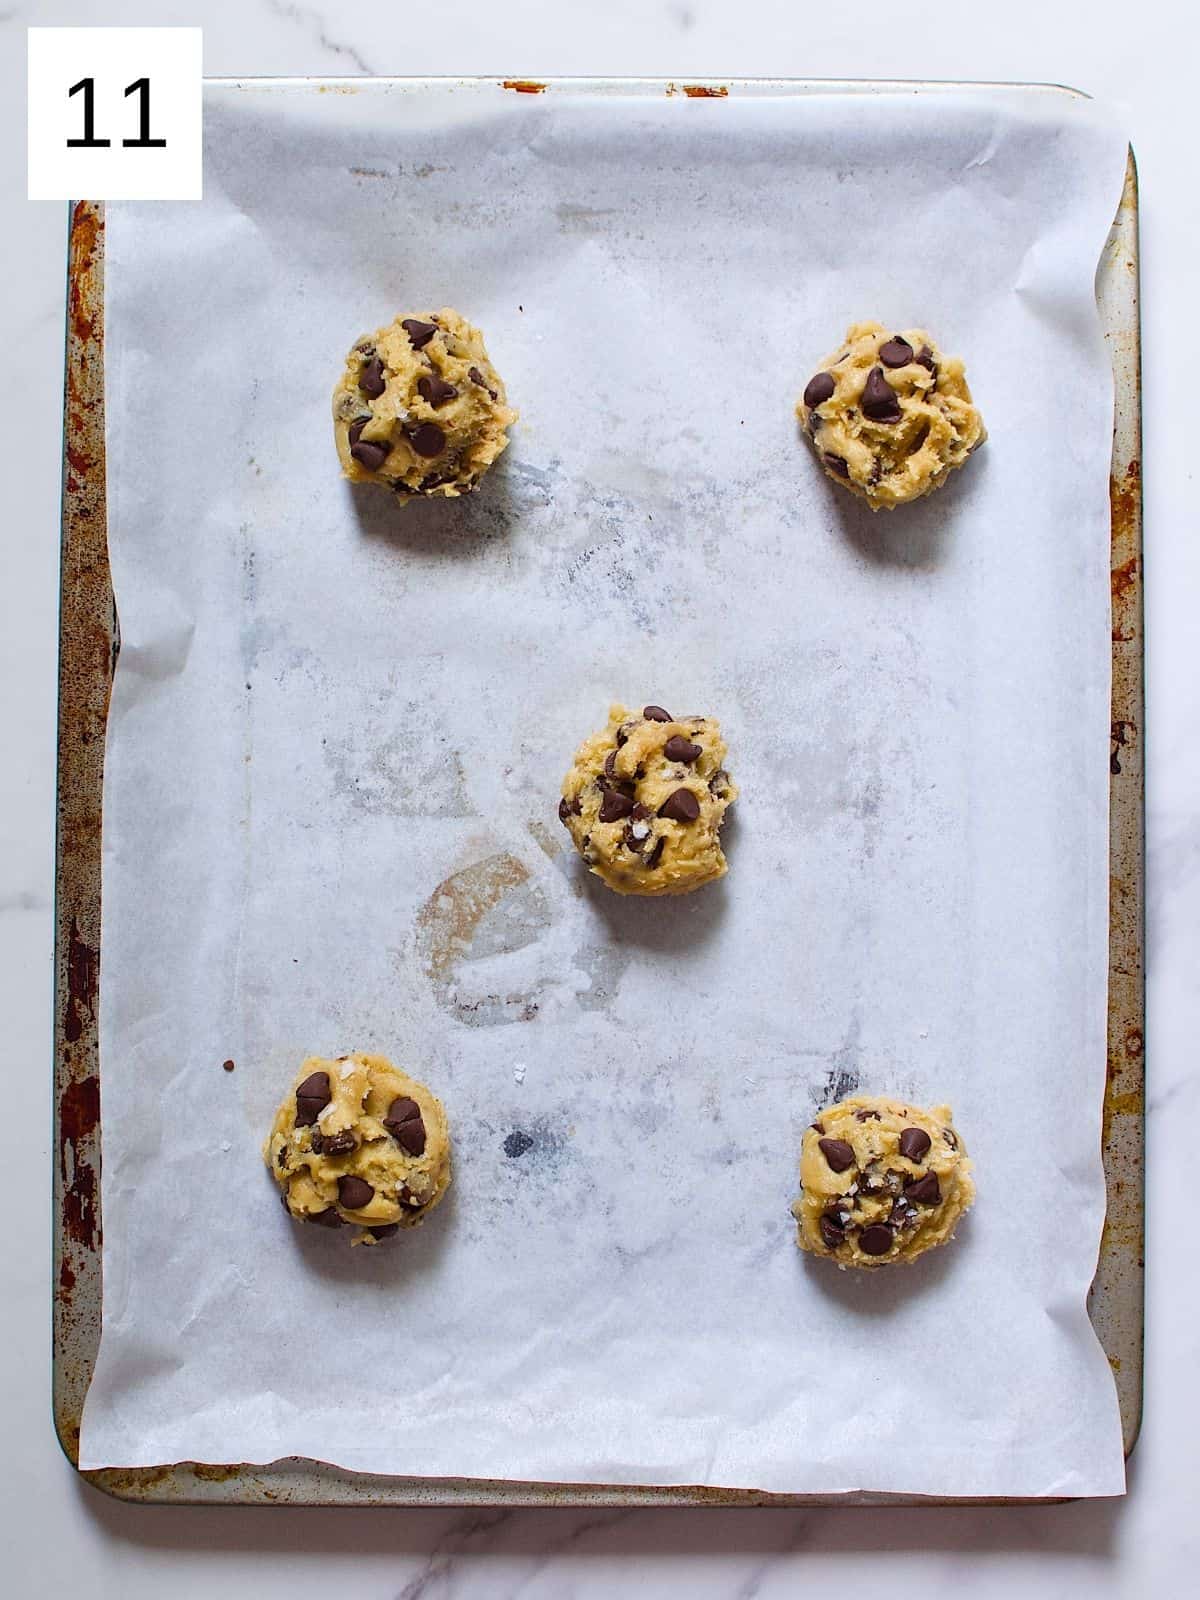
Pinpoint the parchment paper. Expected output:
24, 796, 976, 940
80, 81, 1129, 1496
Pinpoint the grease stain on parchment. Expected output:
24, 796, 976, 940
570, 938, 631, 1014
559, 482, 678, 633
415, 850, 631, 1024
819, 1013, 863, 1108
325, 683, 475, 818
416, 853, 552, 1026
500, 1117, 569, 1166
556, 202, 619, 234
526, 818, 563, 859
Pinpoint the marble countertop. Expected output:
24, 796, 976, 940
2, 1, 1195, 1594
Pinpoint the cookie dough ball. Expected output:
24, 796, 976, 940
796, 321, 985, 510
333, 308, 516, 500
265, 1053, 451, 1245
792, 1094, 974, 1269
559, 703, 738, 896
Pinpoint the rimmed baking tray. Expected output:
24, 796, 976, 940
53, 78, 1143, 1506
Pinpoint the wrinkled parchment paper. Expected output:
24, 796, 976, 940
80, 82, 1129, 1495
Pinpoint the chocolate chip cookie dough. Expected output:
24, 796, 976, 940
797, 321, 985, 510
332, 308, 516, 499
265, 1053, 451, 1245
559, 703, 738, 896
793, 1094, 974, 1269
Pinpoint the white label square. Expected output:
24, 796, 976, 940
28, 27, 202, 200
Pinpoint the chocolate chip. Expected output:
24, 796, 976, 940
817, 1137, 855, 1173
855, 1109, 882, 1122
295, 1071, 332, 1127
558, 796, 580, 823
401, 318, 438, 350
878, 336, 914, 369
599, 788, 635, 823
811, 1120, 826, 1135
819, 1212, 845, 1249
905, 1171, 941, 1205
312, 1127, 357, 1156
417, 373, 458, 408
223, 1058, 235, 1072
393, 1120, 426, 1155
709, 769, 731, 796
351, 438, 392, 471
604, 749, 620, 778
643, 705, 672, 722
384, 1096, 426, 1155
861, 366, 902, 423
337, 1175, 375, 1210
398, 1184, 424, 1208
629, 802, 651, 821
358, 355, 386, 397
663, 735, 702, 764
644, 835, 666, 869
468, 365, 498, 399
804, 372, 836, 408
658, 788, 700, 824
823, 452, 850, 479
504, 1130, 535, 1158
899, 1127, 932, 1161
859, 1223, 894, 1256
369, 1224, 400, 1240
308, 1207, 344, 1228
384, 1095, 421, 1126
408, 421, 446, 458
943, 1127, 959, 1150
916, 345, 937, 377
276, 1146, 288, 1168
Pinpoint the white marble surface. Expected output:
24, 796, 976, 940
1, 1, 1196, 1593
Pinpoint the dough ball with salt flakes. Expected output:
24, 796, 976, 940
333, 307, 516, 500
793, 1093, 974, 1269
559, 702, 737, 896
265, 1053, 450, 1246
797, 320, 985, 509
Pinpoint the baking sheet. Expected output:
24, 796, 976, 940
79, 81, 1129, 1496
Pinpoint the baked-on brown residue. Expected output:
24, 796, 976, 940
416, 853, 530, 979
1110, 719, 1135, 777
60, 1075, 101, 1249
59, 1075, 100, 1152
1111, 555, 1138, 604
191, 1463, 244, 1483
68, 203, 103, 344
682, 84, 728, 98
1110, 458, 1141, 642
502, 79, 546, 94
65, 917, 98, 1044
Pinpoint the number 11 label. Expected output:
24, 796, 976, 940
28, 28, 202, 200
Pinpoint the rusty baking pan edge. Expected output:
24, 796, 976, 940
53, 85, 1143, 1508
